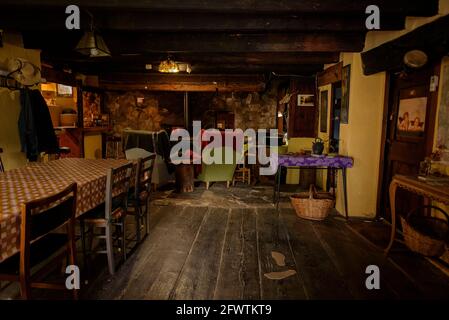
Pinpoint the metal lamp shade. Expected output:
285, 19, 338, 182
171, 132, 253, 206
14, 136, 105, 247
75, 31, 111, 57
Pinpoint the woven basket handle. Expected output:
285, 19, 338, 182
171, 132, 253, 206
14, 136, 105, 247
406, 205, 449, 227
308, 184, 317, 199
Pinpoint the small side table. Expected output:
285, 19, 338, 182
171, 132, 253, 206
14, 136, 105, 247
386, 175, 449, 254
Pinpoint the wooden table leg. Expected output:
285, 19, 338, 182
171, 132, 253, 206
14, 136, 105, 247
273, 165, 279, 203
274, 165, 282, 210
385, 180, 398, 255
342, 168, 349, 220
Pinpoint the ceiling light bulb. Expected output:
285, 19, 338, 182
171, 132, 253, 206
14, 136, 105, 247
90, 48, 99, 57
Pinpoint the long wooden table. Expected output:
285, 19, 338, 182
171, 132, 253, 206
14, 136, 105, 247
386, 174, 449, 254
0, 158, 132, 263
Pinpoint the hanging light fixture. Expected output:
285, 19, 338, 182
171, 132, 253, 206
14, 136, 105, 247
75, 11, 111, 57
158, 56, 179, 73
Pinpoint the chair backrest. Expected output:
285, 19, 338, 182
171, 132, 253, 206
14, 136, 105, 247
125, 147, 153, 161
0, 147, 4, 173
135, 155, 156, 199
105, 162, 133, 219
21, 182, 77, 251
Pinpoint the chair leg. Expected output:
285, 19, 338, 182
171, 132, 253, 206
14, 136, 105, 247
145, 202, 150, 236
135, 205, 141, 243
80, 220, 88, 274
227, 181, 230, 188
105, 224, 115, 275
67, 220, 79, 300
206, 182, 210, 190
121, 219, 127, 261
19, 275, 31, 300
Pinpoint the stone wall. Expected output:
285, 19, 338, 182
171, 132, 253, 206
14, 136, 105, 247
190, 82, 278, 131
104, 91, 184, 135
104, 82, 278, 135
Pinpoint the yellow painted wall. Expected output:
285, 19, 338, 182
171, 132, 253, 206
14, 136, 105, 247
0, 32, 41, 170
330, 0, 449, 218
332, 53, 386, 218
84, 133, 103, 159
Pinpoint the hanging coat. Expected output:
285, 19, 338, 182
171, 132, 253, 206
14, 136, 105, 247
18, 89, 59, 161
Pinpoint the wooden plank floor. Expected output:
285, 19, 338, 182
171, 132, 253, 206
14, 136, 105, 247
85, 186, 449, 300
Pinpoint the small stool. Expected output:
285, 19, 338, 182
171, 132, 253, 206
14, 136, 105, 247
105, 136, 122, 159
233, 167, 251, 186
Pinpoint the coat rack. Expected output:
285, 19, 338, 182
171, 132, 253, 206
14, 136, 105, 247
0, 58, 41, 90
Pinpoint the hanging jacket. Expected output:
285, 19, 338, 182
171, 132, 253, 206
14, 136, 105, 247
18, 89, 59, 161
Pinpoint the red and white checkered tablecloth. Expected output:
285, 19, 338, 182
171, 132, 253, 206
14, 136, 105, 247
0, 158, 132, 262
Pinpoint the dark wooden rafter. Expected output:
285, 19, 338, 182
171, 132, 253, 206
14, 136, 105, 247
0, 9, 406, 32
99, 74, 266, 92
317, 62, 343, 86
362, 15, 449, 75
0, 0, 439, 16
0, 0, 440, 81
45, 52, 340, 66
24, 31, 366, 53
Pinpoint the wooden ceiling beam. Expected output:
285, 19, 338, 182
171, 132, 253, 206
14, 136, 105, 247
23, 31, 365, 53
0, 10, 406, 32
361, 15, 449, 75
0, 1, 439, 16
98, 74, 266, 92
44, 52, 341, 66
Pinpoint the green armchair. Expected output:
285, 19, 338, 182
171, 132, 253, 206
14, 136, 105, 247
197, 147, 239, 189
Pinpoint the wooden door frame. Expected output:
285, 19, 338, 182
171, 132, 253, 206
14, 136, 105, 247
329, 81, 342, 150
375, 62, 441, 220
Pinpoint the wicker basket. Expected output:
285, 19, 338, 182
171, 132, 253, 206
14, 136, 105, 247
290, 185, 335, 221
400, 206, 449, 257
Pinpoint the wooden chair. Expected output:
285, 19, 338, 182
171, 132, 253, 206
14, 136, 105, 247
127, 155, 156, 243
105, 136, 123, 159
0, 183, 78, 299
0, 147, 5, 172
80, 162, 133, 275
233, 148, 251, 186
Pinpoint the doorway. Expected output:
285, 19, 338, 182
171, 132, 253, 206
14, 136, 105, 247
378, 64, 440, 221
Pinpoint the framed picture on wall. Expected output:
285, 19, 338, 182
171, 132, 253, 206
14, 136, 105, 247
341, 64, 351, 124
397, 97, 427, 138
57, 84, 73, 97
297, 94, 315, 107
320, 90, 328, 133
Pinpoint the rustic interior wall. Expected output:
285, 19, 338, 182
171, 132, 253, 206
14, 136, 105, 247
190, 82, 278, 131
104, 91, 184, 135
0, 32, 41, 170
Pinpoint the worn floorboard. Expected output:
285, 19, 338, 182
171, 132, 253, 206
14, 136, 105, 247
56, 186, 449, 300
169, 207, 230, 300
213, 208, 261, 300
256, 208, 308, 299
280, 208, 353, 299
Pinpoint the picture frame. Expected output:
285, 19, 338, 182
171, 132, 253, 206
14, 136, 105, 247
297, 94, 315, 107
396, 97, 427, 139
341, 64, 351, 124
56, 83, 73, 97
320, 90, 328, 133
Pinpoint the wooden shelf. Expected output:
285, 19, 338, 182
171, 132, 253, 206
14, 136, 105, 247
54, 126, 77, 130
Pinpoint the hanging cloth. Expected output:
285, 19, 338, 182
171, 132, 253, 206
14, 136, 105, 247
18, 89, 59, 161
